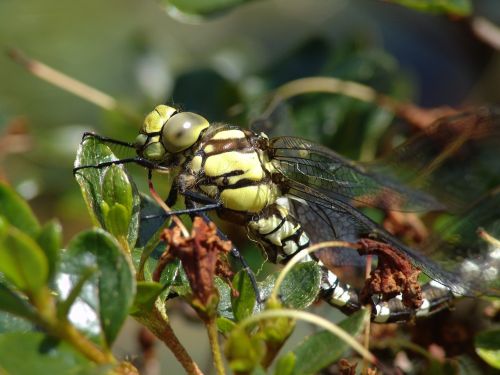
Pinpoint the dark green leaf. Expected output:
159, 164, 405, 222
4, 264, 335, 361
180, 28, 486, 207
287, 309, 367, 375
0, 183, 40, 237
130, 281, 163, 316
74, 138, 141, 249
387, 0, 471, 16
36, 220, 62, 282
475, 329, 500, 369
0, 332, 97, 375
231, 271, 256, 321
279, 261, 321, 309
62, 229, 135, 346
0, 224, 48, 293
0, 283, 38, 321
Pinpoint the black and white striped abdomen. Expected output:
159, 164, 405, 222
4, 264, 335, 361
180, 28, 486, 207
247, 198, 310, 264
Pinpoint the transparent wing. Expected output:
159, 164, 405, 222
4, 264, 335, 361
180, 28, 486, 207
368, 107, 500, 208
270, 137, 445, 213
285, 181, 495, 297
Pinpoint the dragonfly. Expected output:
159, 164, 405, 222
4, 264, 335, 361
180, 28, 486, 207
74, 104, 500, 323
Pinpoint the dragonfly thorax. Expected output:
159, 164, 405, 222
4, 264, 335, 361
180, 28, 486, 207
179, 125, 281, 213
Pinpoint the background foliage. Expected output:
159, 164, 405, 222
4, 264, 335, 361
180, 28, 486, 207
0, 0, 499, 374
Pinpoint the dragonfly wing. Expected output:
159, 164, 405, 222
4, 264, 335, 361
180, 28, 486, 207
270, 136, 445, 212
368, 107, 500, 208
284, 180, 486, 297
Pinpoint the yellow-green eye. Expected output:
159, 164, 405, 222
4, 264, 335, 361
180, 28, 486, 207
162, 112, 209, 153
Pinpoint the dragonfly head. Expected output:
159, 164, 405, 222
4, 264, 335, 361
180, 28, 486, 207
134, 104, 209, 161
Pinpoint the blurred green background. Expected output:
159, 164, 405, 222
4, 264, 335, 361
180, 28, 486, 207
1, 0, 500, 373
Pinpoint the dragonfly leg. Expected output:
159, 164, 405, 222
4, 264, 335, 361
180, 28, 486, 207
73, 156, 167, 174
182, 195, 263, 304
82, 132, 135, 148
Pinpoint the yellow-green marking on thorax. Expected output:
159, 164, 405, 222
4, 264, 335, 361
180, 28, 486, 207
189, 128, 280, 213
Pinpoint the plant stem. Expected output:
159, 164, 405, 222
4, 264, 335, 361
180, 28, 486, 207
206, 318, 226, 375
53, 321, 115, 364
135, 305, 203, 375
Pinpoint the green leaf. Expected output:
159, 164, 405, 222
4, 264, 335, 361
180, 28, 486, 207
0, 332, 97, 375
164, 0, 249, 19
0, 223, 48, 294
0, 283, 38, 321
0, 183, 40, 237
217, 316, 236, 334
279, 261, 321, 309
225, 328, 266, 373
475, 329, 500, 369
286, 309, 367, 375
387, 0, 472, 16
62, 229, 136, 346
101, 165, 134, 241
231, 271, 256, 322
74, 137, 141, 249
36, 220, 62, 282
0, 311, 34, 333
274, 352, 296, 375
215, 276, 234, 320
130, 281, 163, 316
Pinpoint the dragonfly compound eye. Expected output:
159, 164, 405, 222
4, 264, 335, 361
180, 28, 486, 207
162, 112, 209, 153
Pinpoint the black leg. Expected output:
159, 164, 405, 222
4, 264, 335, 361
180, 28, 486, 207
141, 203, 222, 220
82, 132, 135, 148
73, 156, 169, 175
165, 184, 178, 207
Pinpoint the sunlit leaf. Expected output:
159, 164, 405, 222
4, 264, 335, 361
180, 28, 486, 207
279, 261, 321, 309
74, 138, 140, 249
0, 222, 48, 294
0, 183, 40, 237
62, 229, 135, 346
475, 329, 500, 369
387, 0, 472, 16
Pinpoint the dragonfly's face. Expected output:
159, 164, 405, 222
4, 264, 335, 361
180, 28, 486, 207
134, 104, 209, 161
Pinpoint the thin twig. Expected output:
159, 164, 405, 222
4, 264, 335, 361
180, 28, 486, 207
135, 305, 204, 375
7, 48, 141, 122
257, 76, 457, 130
8, 48, 117, 110
239, 309, 377, 365
206, 318, 226, 375
148, 179, 190, 238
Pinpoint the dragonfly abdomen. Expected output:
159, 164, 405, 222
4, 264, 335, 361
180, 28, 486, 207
247, 198, 456, 322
